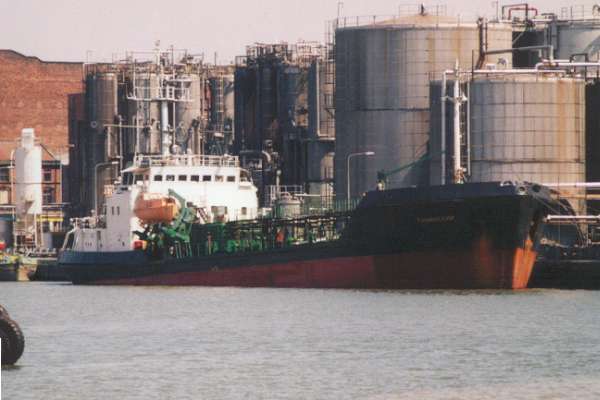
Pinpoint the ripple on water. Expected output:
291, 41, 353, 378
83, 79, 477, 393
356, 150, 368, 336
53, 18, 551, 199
2, 283, 600, 399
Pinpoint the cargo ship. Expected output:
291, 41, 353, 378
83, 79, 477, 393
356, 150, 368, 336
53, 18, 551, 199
58, 153, 558, 289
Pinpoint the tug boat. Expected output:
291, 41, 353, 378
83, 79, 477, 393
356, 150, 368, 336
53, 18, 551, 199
58, 153, 559, 289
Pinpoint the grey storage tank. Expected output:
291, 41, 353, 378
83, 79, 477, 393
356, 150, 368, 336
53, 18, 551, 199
307, 59, 335, 197
88, 72, 118, 159
469, 74, 586, 212
550, 18, 600, 60
209, 74, 235, 134
175, 74, 203, 154
85, 72, 118, 212
127, 73, 160, 154
334, 13, 513, 199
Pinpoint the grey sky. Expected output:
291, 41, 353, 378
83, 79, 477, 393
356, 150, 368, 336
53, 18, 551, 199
0, 0, 590, 63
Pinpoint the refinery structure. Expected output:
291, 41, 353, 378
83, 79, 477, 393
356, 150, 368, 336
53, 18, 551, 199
3, 3, 600, 249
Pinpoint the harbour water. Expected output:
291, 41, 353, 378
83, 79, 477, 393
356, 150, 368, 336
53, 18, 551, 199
2, 283, 600, 399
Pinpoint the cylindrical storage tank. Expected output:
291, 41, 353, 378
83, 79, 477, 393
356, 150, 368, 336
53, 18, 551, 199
233, 67, 250, 151
308, 59, 335, 139
208, 74, 235, 136
512, 28, 546, 68
306, 139, 335, 194
274, 195, 302, 218
259, 63, 277, 146
551, 19, 600, 60
586, 81, 600, 212
127, 73, 160, 154
175, 74, 202, 153
88, 73, 118, 160
212, 74, 235, 134
319, 152, 335, 198
223, 75, 235, 133
278, 65, 304, 183
15, 129, 42, 215
334, 14, 513, 199
469, 74, 586, 213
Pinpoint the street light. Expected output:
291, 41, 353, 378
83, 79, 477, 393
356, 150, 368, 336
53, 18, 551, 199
94, 161, 118, 214
347, 151, 375, 201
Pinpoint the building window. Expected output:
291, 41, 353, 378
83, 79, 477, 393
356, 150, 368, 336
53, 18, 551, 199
0, 169, 10, 183
43, 169, 52, 182
116, 206, 120, 215
215, 175, 224, 182
166, 175, 175, 181
43, 187, 55, 204
190, 175, 200, 182
227, 176, 236, 182
0, 189, 10, 204
178, 175, 187, 181
154, 175, 163, 181
202, 175, 212, 182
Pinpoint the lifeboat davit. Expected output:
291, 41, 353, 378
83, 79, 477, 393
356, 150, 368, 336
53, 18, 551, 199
134, 193, 179, 224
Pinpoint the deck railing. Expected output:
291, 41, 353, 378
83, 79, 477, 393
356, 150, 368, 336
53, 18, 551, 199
134, 154, 239, 168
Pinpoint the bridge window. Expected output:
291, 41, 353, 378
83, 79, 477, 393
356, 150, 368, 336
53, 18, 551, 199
190, 175, 200, 182
227, 176, 236, 182
202, 175, 212, 182
241, 207, 247, 216
215, 175, 224, 182
178, 175, 187, 181
122, 172, 133, 185
211, 206, 227, 215
166, 175, 175, 181
135, 174, 144, 183
154, 175, 163, 181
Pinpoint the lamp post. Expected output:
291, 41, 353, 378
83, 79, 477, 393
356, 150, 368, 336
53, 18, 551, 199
346, 151, 375, 201
94, 161, 118, 214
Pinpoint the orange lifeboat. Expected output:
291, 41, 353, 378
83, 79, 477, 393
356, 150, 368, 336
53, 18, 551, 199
133, 193, 179, 224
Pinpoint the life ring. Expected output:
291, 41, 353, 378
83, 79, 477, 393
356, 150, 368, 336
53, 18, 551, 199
0, 316, 25, 365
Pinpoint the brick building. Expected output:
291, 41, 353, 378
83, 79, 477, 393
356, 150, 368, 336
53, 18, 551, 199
0, 50, 84, 246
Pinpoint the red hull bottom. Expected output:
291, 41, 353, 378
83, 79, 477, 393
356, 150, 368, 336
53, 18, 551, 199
94, 238, 537, 289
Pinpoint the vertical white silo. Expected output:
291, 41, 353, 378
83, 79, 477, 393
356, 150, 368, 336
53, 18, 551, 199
15, 128, 42, 215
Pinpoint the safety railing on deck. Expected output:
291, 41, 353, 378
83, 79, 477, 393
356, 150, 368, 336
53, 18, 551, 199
134, 154, 239, 168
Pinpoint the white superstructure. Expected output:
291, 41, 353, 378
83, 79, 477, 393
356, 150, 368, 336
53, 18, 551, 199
67, 153, 259, 252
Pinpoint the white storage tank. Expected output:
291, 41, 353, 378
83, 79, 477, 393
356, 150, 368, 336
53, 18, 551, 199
15, 128, 42, 215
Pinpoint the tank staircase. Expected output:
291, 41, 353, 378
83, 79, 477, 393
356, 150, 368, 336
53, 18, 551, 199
323, 19, 336, 137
